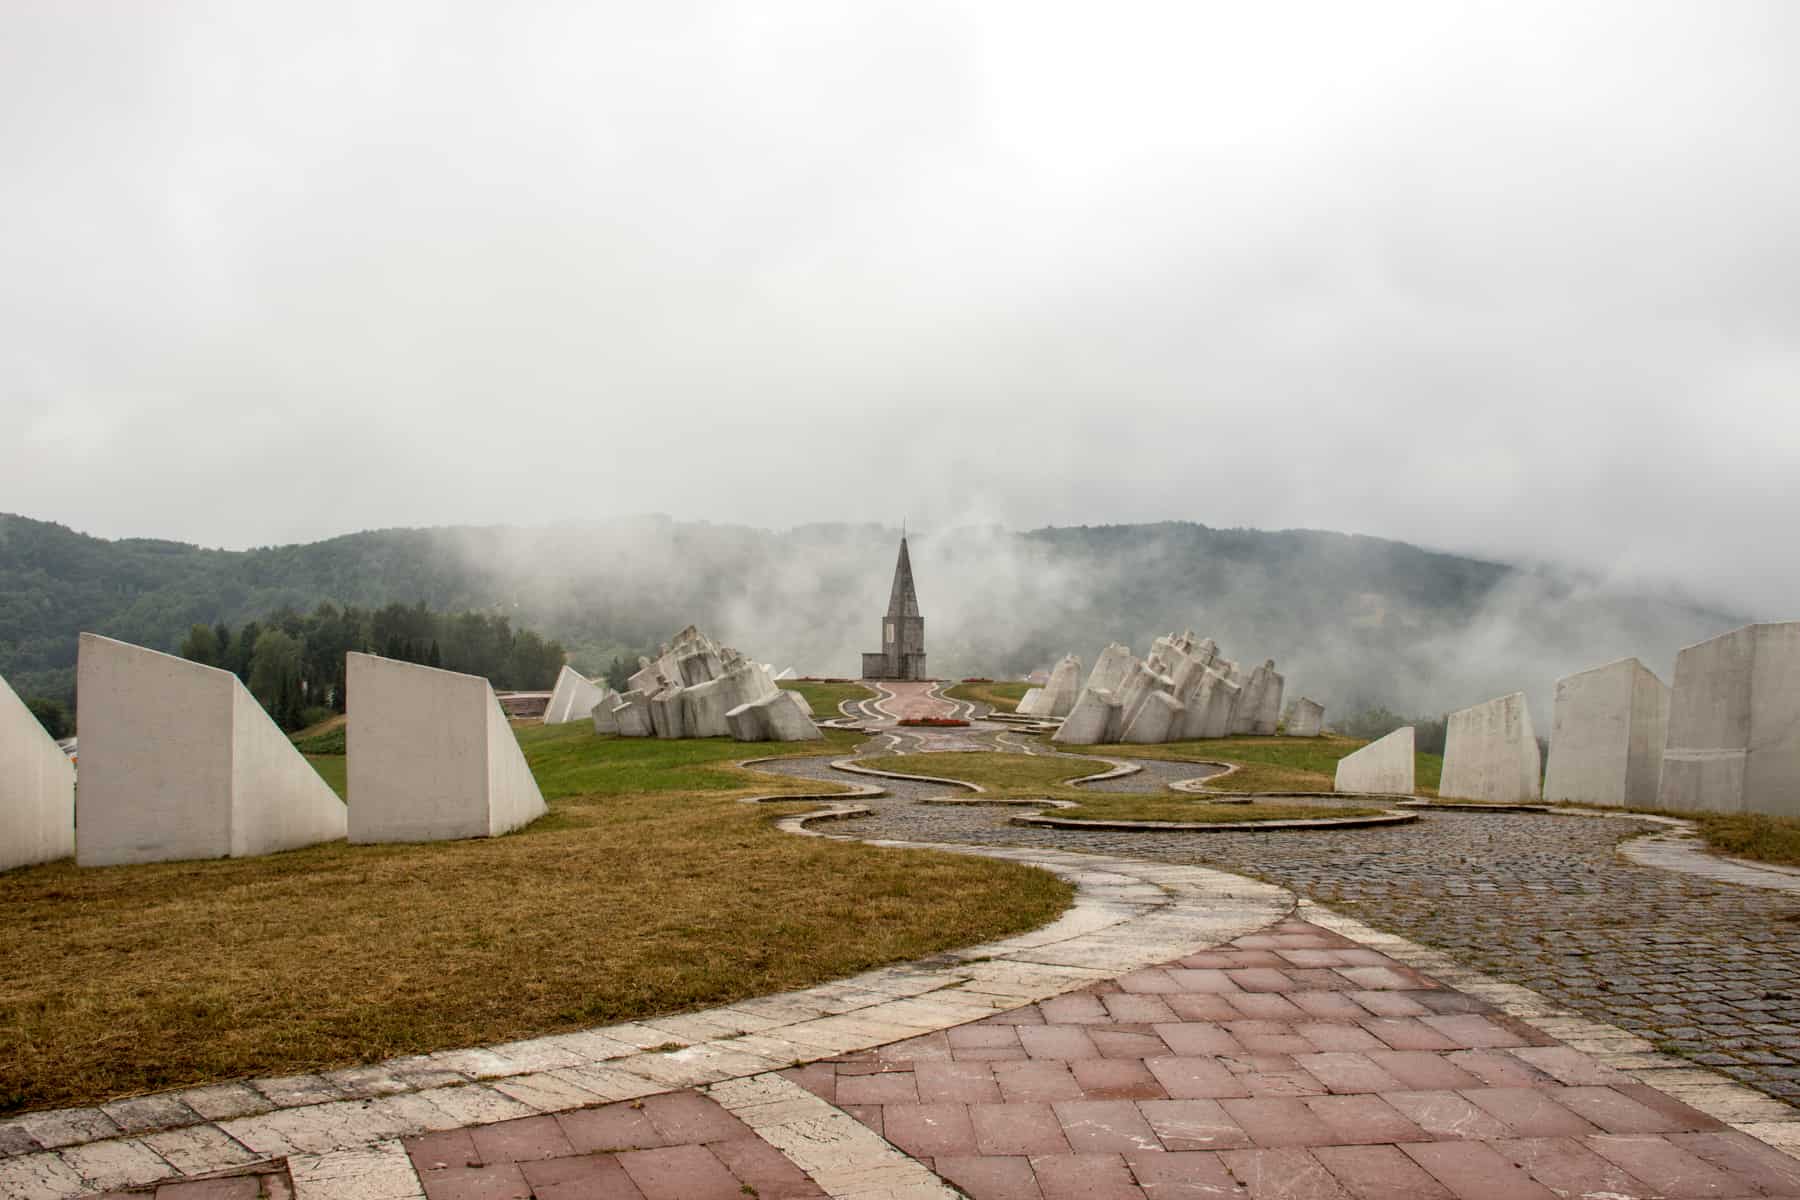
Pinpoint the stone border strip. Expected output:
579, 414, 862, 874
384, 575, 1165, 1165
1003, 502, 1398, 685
1621, 823, 1800, 893
1297, 898, 1800, 1157
828, 758, 986, 793
0, 833, 1292, 1198
1399, 799, 1554, 813
706, 1073, 958, 1200
1013, 810, 1421, 832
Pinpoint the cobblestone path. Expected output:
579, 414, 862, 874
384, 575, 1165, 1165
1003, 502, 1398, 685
767, 741, 1800, 1108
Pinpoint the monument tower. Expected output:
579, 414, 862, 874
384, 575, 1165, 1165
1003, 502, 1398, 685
861, 533, 927, 680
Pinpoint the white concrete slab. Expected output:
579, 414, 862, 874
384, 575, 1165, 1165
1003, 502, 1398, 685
346, 653, 545, 844
1440, 691, 1541, 803
1544, 657, 1670, 807
0, 671, 75, 871
1659, 622, 1800, 816
1287, 697, 1325, 738
75, 634, 346, 866
542, 666, 606, 725
1334, 726, 1414, 794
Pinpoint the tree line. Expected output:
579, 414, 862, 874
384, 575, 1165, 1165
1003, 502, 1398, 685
171, 601, 568, 732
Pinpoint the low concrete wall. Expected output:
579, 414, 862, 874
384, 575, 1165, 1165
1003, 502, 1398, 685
75, 634, 346, 866
0, 671, 75, 871
347, 653, 546, 843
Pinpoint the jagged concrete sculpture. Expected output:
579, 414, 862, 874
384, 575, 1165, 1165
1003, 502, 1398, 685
1017, 655, 1083, 719
1335, 727, 1415, 794
1543, 658, 1670, 808
620, 625, 819, 742
346, 653, 546, 844
1658, 622, 1800, 816
1052, 632, 1288, 747
1287, 698, 1325, 738
75, 634, 347, 866
1441, 692, 1541, 803
544, 665, 609, 725
1, 671, 75, 871
1016, 687, 1044, 714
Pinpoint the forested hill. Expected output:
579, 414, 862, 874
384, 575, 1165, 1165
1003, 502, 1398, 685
0, 512, 1740, 721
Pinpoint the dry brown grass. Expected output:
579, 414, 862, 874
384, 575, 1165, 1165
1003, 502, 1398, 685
0, 727, 1071, 1114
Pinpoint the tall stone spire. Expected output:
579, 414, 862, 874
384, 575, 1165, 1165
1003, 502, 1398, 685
862, 532, 928, 681
887, 535, 921, 620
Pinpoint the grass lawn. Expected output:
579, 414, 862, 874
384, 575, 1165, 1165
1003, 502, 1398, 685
0, 726, 1071, 1114
1054, 735, 1441, 796
1682, 812, 1800, 868
943, 680, 1034, 713
858, 751, 1384, 823
778, 679, 875, 720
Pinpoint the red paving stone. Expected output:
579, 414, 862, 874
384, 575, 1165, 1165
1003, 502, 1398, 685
353, 918, 1800, 1200
807, 919, 1800, 1199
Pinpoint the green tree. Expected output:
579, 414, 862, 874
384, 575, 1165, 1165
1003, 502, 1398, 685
247, 629, 303, 720
231, 621, 262, 682
178, 624, 221, 666
604, 656, 632, 692
27, 697, 70, 739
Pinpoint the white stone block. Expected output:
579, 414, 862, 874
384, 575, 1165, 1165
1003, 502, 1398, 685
346, 653, 545, 844
0, 671, 75, 871
649, 687, 687, 739
613, 691, 654, 737
1232, 660, 1283, 735
1287, 697, 1325, 738
1051, 688, 1118, 744
1015, 687, 1045, 717
1121, 690, 1183, 743
1658, 622, 1800, 817
1181, 670, 1241, 740
765, 691, 821, 741
1544, 657, 1670, 807
75, 634, 347, 866
1040, 655, 1083, 718
543, 666, 607, 725
1441, 692, 1541, 803
1084, 644, 1135, 695
1335, 726, 1415, 794
590, 689, 623, 734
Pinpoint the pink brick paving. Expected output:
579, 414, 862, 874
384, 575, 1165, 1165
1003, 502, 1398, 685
784, 917, 1800, 1200
71, 914, 1800, 1198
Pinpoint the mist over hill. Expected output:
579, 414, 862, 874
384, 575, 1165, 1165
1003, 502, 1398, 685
0, 512, 1740, 723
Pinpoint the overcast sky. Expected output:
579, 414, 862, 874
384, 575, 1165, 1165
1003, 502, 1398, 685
1, 1, 1794, 615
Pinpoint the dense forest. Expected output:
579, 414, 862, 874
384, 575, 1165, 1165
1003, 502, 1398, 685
1, 512, 1741, 731
21, 599, 568, 736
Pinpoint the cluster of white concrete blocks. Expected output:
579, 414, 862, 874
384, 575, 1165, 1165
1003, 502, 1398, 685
1433, 621, 1800, 816
0, 635, 552, 871
605, 625, 820, 743
1050, 632, 1288, 746
1016, 655, 1082, 718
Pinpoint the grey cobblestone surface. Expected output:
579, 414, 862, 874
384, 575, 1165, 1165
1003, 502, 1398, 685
757, 744, 1800, 1106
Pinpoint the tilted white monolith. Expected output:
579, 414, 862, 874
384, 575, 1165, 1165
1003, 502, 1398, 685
544, 665, 608, 725
1440, 692, 1541, 803
1657, 622, 1800, 817
1335, 727, 1415, 795
347, 653, 546, 843
1543, 658, 1669, 808
1, 671, 75, 871
76, 634, 347, 866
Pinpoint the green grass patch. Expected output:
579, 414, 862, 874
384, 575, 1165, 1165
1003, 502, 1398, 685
307, 754, 347, 799
944, 680, 1034, 713
293, 726, 346, 755
1, 725, 1071, 1114
778, 679, 875, 720
1689, 812, 1800, 868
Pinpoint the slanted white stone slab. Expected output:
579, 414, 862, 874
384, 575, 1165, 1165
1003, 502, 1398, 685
612, 691, 654, 737
1, 671, 75, 871
590, 689, 623, 735
1288, 697, 1325, 738
1544, 657, 1670, 807
1084, 643, 1135, 695
1441, 692, 1541, 803
1052, 687, 1119, 744
543, 666, 607, 725
1121, 690, 1183, 743
1039, 655, 1083, 718
346, 653, 545, 844
1182, 669, 1240, 739
1015, 687, 1046, 717
76, 634, 347, 866
1335, 726, 1414, 794
1659, 622, 1800, 817
726, 692, 820, 742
